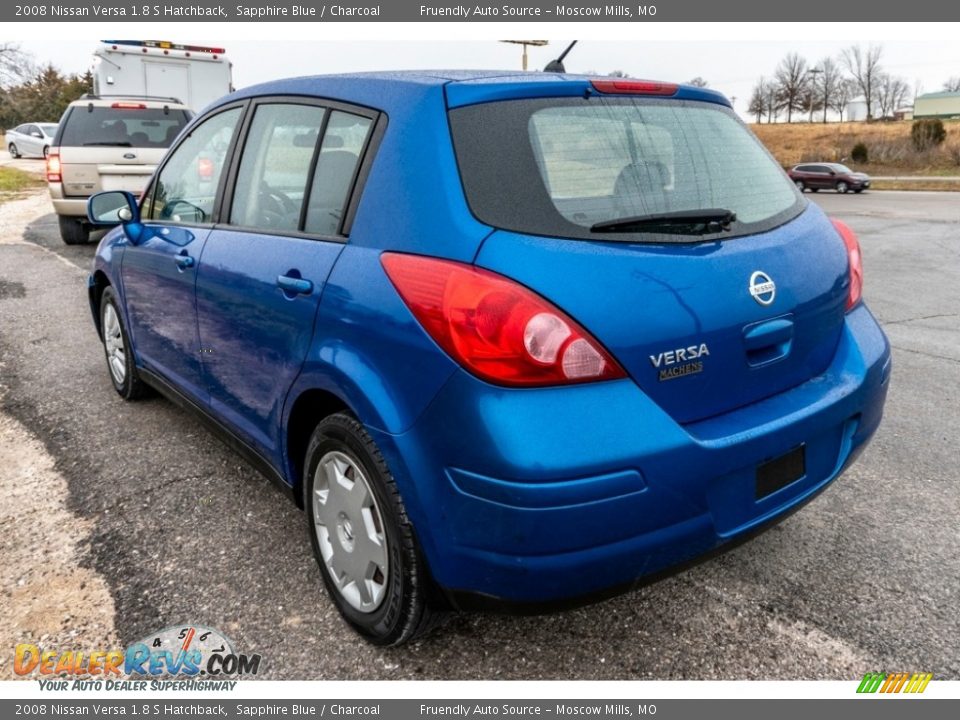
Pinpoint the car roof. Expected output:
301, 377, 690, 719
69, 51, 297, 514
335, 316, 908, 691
218, 69, 732, 114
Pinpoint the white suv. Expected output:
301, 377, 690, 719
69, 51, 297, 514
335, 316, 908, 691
48, 95, 192, 244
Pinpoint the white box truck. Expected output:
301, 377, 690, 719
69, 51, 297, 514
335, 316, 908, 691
93, 40, 233, 112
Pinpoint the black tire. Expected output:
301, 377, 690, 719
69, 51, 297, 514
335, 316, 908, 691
8, 143, 19, 158
100, 286, 148, 400
58, 215, 90, 245
836, 181, 849, 194
304, 412, 439, 646
794, 180, 805, 192
43, 145, 50, 158
810, 188, 819, 193
854, 188, 864, 194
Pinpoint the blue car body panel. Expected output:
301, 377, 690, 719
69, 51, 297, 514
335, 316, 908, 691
90, 70, 892, 607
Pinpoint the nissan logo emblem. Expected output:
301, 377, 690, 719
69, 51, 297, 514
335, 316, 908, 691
749, 271, 776, 306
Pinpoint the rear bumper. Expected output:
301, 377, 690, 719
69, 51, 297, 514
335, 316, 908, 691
49, 187, 88, 218
370, 303, 891, 606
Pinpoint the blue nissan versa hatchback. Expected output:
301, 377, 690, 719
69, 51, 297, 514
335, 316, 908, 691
86, 71, 891, 645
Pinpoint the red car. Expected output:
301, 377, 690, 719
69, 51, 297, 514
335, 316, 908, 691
788, 163, 871, 194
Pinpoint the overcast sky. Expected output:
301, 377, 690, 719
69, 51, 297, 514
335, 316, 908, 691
13, 39, 959, 115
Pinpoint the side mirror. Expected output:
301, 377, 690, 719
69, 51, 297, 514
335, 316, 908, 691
88, 191, 140, 226
88, 191, 145, 243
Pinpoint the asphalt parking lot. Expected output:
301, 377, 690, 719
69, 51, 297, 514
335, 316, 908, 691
0, 189, 957, 680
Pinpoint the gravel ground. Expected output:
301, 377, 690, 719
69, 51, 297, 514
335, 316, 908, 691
0, 190, 957, 680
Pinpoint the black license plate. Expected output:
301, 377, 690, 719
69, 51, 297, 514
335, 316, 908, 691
755, 445, 806, 500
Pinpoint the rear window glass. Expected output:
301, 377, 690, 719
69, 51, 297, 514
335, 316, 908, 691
450, 97, 802, 243
59, 106, 191, 148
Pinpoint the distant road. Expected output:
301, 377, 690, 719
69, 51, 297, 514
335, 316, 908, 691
871, 175, 960, 182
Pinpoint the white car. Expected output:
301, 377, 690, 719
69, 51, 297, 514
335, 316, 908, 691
6, 123, 58, 158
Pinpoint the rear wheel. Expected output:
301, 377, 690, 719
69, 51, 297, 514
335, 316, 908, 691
305, 412, 439, 646
8, 143, 19, 158
794, 180, 805, 192
100, 286, 148, 400
43, 145, 50, 158
58, 216, 90, 245
836, 181, 849, 194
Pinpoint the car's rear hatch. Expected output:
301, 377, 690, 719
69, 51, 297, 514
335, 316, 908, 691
54, 103, 190, 197
448, 80, 851, 424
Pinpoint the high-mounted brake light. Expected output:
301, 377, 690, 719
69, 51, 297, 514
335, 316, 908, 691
111, 102, 147, 109
590, 79, 679, 96
832, 219, 863, 311
381, 253, 626, 387
46, 152, 61, 183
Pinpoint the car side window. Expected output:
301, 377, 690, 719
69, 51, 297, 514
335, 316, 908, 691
229, 103, 326, 232
25, 125, 39, 137
143, 107, 242, 224
304, 111, 373, 237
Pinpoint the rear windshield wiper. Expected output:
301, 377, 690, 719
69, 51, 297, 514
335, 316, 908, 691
82, 141, 132, 147
591, 209, 737, 234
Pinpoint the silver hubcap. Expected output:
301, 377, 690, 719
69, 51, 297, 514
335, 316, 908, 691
103, 304, 127, 385
312, 451, 389, 613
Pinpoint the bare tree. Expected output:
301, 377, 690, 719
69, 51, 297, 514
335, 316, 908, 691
818, 58, 843, 123
0, 42, 34, 88
875, 75, 911, 119
748, 78, 770, 123
687, 76, 709, 88
944, 77, 960, 92
841, 44, 883, 120
890, 77, 911, 115
830, 79, 856, 122
774, 52, 809, 123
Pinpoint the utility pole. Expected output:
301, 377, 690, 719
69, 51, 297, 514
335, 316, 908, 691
807, 67, 823, 123
500, 40, 548, 71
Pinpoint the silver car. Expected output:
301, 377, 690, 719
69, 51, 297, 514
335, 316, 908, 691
6, 122, 58, 158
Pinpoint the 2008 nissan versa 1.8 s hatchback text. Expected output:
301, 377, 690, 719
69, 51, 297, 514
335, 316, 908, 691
86, 71, 891, 646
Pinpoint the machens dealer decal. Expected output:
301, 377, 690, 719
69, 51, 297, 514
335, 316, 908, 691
650, 343, 709, 381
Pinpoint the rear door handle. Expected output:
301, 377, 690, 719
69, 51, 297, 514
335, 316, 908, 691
175, 252, 195, 270
277, 275, 313, 295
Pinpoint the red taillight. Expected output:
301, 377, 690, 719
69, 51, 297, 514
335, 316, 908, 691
111, 102, 147, 109
832, 219, 863, 310
381, 253, 626, 387
590, 79, 678, 96
46, 153, 61, 183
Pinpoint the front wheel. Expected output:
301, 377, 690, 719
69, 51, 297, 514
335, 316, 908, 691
305, 413, 438, 646
100, 287, 148, 400
854, 188, 864, 194
836, 181, 849, 194
8, 143, 19, 158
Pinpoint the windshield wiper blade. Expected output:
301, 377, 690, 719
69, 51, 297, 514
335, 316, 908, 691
591, 209, 737, 234
82, 141, 132, 147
